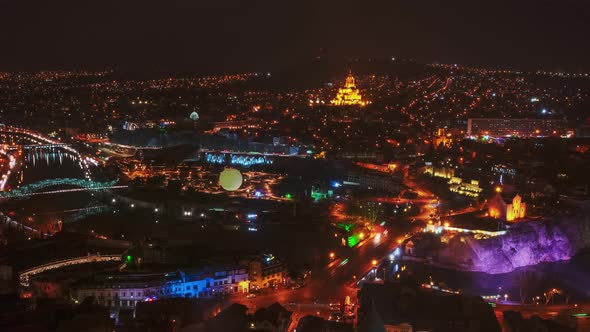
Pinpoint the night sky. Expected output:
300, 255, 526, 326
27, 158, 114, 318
1, 0, 589, 72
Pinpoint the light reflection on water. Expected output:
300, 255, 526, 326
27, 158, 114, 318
23, 147, 84, 184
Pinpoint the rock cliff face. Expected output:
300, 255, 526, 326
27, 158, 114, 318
438, 214, 590, 274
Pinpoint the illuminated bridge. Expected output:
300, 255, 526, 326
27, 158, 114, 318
0, 178, 126, 199
19, 254, 123, 286
0, 126, 57, 144
22, 143, 70, 149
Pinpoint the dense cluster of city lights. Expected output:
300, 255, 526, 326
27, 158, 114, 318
0, 149, 16, 191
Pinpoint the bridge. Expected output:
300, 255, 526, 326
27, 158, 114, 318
1, 126, 93, 181
22, 143, 70, 150
19, 254, 123, 286
1, 126, 76, 155
0, 126, 57, 144
0, 178, 126, 199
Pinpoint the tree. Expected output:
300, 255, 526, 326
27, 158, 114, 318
362, 201, 383, 226
514, 269, 537, 304
544, 288, 562, 305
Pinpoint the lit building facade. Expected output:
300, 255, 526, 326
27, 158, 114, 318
448, 177, 482, 197
345, 172, 402, 193
72, 266, 249, 310
433, 128, 462, 149
241, 254, 286, 290
424, 165, 455, 179
467, 118, 568, 138
331, 72, 367, 106
488, 193, 526, 222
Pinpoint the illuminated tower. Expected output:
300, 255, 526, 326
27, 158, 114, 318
331, 71, 367, 106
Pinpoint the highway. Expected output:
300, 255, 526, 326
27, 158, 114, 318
224, 175, 438, 329
226, 231, 401, 330
215, 169, 476, 330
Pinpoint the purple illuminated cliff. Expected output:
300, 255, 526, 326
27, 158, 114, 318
438, 214, 590, 274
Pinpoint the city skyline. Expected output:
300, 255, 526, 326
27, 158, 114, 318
1, 2, 590, 331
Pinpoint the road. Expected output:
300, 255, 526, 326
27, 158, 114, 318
227, 171, 590, 331
219, 173, 443, 330
217, 229, 405, 330
231, 212, 432, 328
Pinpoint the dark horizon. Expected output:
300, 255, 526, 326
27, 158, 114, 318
1, 0, 589, 73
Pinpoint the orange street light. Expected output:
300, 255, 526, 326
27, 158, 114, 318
329, 252, 335, 259
371, 259, 378, 266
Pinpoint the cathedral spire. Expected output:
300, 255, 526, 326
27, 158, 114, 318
331, 71, 367, 106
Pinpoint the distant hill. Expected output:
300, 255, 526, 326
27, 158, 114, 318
249, 56, 429, 90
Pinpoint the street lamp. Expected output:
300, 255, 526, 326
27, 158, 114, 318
329, 252, 335, 260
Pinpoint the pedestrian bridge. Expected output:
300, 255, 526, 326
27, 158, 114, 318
19, 254, 123, 286
0, 178, 124, 199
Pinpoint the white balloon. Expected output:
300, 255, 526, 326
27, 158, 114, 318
219, 168, 243, 191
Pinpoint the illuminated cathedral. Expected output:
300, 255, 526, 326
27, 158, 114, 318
331, 71, 367, 106
488, 193, 526, 222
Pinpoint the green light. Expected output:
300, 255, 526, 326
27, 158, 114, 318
337, 223, 353, 232
572, 313, 588, 317
347, 234, 360, 248
126, 255, 132, 262
285, 193, 292, 199
380, 221, 386, 226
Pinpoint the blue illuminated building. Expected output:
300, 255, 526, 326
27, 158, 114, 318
204, 153, 273, 167
72, 265, 249, 310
